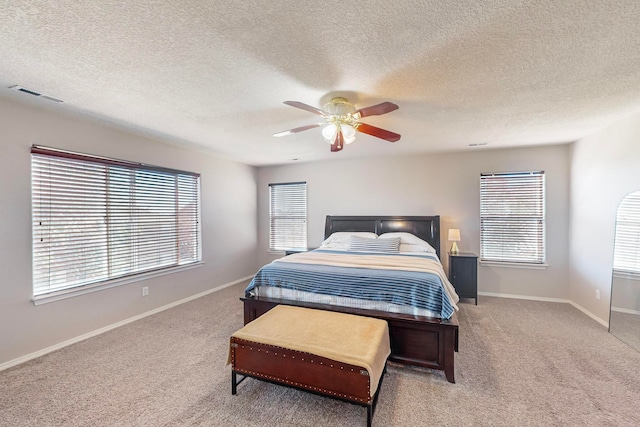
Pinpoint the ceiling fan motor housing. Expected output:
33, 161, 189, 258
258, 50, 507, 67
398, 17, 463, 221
323, 97, 356, 116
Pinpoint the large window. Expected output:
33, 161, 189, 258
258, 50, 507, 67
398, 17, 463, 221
31, 146, 201, 298
613, 191, 640, 274
480, 171, 545, 264
269, 182, 307, 251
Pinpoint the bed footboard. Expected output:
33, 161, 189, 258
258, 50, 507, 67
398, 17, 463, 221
241, 296, 458, 383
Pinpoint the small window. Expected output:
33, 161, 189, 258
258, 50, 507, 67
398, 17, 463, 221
31, 146, 201, 297
480, 171, 545, 264
613, 191, 640, 274
269, 182, 307, 251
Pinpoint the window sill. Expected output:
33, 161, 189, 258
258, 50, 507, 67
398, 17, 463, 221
32, 262, 204, 306
479, 260, 548, 270
613, 270, 640, 281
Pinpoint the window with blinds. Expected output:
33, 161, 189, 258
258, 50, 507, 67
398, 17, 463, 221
31, 146, 201, 297
480, 171, 545, 264
269, 182, 307, 251
613, 191, 640, 274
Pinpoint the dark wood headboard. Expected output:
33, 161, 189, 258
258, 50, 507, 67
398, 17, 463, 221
324, 215, 441, 258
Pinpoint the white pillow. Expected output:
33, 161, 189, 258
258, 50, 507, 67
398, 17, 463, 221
348, 235, 400, 253
379, 232, 437, 254
399, 243, 435, 253
320, 232, 378, 247
318, 241, 350, 250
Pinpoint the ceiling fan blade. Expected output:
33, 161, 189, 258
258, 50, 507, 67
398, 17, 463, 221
273, 123, 323, 137
354, 102, 399, 118
331, 130, 344, 152
356, 123, 401, 142
283, 101, 327, 116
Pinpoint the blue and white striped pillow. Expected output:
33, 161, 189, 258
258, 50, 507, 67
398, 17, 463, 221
348, 235, 400, 253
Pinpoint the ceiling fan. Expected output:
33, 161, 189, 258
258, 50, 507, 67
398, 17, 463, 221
274, 97, 401, 152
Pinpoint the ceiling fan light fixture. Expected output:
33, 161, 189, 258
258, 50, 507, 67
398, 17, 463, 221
341, 124, 356, 144
322, 123, 338, 143
275, 97, 400, 152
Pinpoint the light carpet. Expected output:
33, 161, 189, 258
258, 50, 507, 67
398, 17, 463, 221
1, 282, 639, 426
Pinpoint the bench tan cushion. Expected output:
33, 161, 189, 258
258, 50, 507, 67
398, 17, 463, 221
231, 305, 390, 395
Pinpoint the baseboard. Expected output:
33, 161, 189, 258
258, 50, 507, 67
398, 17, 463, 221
567, 301, 609, 327
0, 275, 253, 372
478, 291, 569, 304
611, 306, 640, 316
478, 291, 609, 327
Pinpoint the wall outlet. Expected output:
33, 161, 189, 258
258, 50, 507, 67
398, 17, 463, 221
142, 286, 149, 297
595, 289, 600, 300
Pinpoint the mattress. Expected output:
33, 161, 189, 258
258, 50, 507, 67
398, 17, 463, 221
246, 249, 459, 319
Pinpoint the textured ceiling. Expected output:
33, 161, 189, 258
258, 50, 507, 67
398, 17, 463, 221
1, 1, 640, 166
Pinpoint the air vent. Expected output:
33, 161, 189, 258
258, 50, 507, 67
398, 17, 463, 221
9, 85, 63, 103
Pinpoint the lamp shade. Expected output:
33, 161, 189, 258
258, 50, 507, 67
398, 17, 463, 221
341, 124, 356, 144
322, 123, 338, 143
448, 229, 461, 242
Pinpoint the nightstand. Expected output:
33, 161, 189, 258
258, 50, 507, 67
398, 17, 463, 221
448, 252, 478, 305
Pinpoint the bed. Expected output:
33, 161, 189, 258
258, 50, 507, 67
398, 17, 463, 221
241, 215, 459, 383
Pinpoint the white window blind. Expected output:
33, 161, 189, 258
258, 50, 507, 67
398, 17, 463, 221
480, 171, 545, 264
613, 191, 640, 274
31, 146, 201, 296
269, 182, 307, 251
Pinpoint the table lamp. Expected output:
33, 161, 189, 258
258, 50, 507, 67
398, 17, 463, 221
448, 229, 461, 254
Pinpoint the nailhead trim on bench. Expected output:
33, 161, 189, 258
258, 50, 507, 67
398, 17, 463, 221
231, 340, 372, 403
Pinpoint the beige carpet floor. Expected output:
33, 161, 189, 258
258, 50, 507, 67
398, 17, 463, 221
1, 282, 639, 426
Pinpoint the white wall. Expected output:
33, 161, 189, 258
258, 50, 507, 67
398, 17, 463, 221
257, 144, 571, 300
6, 91, 634, 366
0, 96, 258, 366
569, 111, 640, 322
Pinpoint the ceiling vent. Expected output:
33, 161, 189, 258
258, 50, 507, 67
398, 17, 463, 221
9, 85, 63, 103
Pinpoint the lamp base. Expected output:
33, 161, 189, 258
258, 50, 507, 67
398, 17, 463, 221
450, 242, 459, 254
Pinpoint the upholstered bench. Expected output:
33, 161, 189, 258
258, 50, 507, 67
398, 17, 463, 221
229, 305, 390, 427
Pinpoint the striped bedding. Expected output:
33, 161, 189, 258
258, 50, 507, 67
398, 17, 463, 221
245, 250, 459, 319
